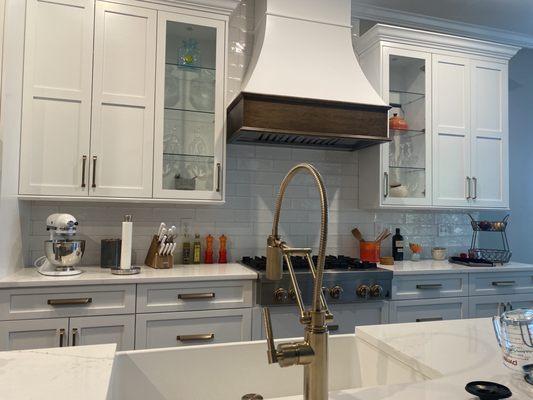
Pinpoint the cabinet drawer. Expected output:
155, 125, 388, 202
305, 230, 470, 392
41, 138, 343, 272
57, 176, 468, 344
137, 280, 253, 313
389, 298, 468, 323
392, 274, 467, 300
0, 285, 136, 320
469, 272, 533, 296
135, 308, 252, 349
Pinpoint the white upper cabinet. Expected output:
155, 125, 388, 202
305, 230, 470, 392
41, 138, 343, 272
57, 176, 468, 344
356, 24, 518, 210
19, 0, 94, 196
432, 55, 471, 207
91, 2, 156, 198
153, 12, 225, 201
18, 0, 228, 203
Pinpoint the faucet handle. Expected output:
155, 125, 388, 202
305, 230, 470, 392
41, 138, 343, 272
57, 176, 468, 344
263, 307, 278, 363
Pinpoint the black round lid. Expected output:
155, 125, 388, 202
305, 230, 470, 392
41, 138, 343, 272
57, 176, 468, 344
465, 381, 512, 400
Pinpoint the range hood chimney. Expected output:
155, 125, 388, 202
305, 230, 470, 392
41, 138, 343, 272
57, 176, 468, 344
227, 0, 390, 151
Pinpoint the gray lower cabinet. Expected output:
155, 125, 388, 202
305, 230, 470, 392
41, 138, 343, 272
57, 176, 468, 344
0, 315, 135, 351
389, 297, 469, 323
69, 315, 135, 350
0, 318, 69, 350
135, 308, 252, 349
469, 293, 533, 318
251, 301, 389, 340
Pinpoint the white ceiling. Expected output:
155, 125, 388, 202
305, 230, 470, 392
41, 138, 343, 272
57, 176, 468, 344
352, 0, 533, 46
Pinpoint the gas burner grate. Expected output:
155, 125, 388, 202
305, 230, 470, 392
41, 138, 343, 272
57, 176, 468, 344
241, 255, 377, 271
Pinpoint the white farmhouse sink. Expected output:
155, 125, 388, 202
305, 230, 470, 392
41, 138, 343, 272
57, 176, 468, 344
107, 334, 427, 400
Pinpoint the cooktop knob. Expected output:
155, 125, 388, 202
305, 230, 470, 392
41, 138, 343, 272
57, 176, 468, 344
370, 284, 384, 298
329, 285, 343, 299
356, 285, 370, 299
274, 288, 288, 303
288, 288, 297, 301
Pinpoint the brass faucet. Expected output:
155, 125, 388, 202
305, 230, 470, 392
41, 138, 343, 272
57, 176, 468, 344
263, 163, 332, 400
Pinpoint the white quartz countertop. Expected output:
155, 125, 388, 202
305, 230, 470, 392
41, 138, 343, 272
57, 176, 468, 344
0, 263, 258, 288
275, 318, 533, 399
0, 344, 116, 400
380, 259, 533, 275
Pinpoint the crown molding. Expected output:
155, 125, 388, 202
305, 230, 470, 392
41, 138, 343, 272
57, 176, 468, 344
356, 24, 520, 61
135, 0, 239, 15
351, 2, 531, 49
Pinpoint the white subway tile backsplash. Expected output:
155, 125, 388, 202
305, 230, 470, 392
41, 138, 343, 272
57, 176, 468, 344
25, 144, 474, 266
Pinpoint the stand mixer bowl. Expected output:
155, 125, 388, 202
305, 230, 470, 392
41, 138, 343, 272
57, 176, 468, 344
44, 240, 85, 268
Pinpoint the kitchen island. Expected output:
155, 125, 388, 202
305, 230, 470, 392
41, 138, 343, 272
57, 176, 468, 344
2, 318, 531, 399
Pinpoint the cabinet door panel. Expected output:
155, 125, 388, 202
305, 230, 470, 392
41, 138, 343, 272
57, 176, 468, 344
69, 315, 134, 351
19, 0, 93, 196
432, 55, 471, 207
0, 318, 69, 350
90, 1, 156, 197
469, 294, 533, 319
470, 61, 508, 208
389, 298, 468, 323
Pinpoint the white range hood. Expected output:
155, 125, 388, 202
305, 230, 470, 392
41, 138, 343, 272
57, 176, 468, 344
227, 0, 390, 151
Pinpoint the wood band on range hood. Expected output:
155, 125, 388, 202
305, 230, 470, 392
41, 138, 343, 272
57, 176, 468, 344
227, 92, 391, 151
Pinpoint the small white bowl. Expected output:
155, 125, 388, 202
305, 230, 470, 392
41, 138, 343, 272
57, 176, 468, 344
432, 247, 447, 261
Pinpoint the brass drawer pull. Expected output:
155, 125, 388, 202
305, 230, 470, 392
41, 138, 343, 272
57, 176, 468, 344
81, 155, 87, 188
178, 293, 215, 300
328, 324, 339, 332
177, 333, 214, 341
72, 328, 78, 346
48, 298, 93, 306
416, 317, 443, 322
91, 155, 97, 188
58, 328, 65, 347
416, 284, 443, 289
216, 162, 221, 192
492, 281, 515, 287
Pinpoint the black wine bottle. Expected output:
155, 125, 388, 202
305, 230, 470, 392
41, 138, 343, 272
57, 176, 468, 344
392, 228, 404, 261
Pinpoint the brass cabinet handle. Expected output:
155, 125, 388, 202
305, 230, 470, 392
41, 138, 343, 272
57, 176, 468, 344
416, 317, 443, 322
492, 281, 515, 287
91, 155, 97, 188
328, 324, 339, 332
48, 298, 93, 306
81, 155, 87, 188
72, 328, 78, 346
216, 162, 221, 192
416, 284, 443, 289
177, 333, 214, 341
59, 328, 65, 347
466, 177, 471, 199
384, 172, 389, 197
472, 177, 478, 200
178, 293, 215, 300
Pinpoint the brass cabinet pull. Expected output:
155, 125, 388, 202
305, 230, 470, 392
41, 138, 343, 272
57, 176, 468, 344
416, 317, 443, 322
72, 328, 78, 346
328, 324, 339, 332
81, 155, 87, 188
416, 284, 442, 289
472, 177, 478, 200
48, 298, 92, 306
177, 333, 214, 341
492, 281, 515, 287
466, 177, 471, 199
58, 328, 65, 347
216, 162, 221, 192
91, 155, 97, 188
384, 172, 389, 197
178, 293, 215, 300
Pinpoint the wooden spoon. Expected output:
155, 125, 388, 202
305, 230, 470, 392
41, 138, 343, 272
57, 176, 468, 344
351, 228, 364, 242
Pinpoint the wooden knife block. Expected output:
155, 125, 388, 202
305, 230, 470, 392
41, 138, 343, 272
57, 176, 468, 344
145, 235, 173, 269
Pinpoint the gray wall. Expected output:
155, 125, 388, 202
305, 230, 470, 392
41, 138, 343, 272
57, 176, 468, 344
480, 48, 533, 262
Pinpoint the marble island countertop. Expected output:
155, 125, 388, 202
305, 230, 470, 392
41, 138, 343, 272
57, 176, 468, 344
0, 344, 116, 400
0, 263, 258, 288
380, 259, 533, 275
274, 318, 533, 399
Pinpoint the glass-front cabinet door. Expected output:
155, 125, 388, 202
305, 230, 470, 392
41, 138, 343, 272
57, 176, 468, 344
382, 47, 431, 206
153, 12, 225, 201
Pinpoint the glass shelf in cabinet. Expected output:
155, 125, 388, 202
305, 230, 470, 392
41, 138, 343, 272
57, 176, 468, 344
389, 128, 425, 139
389, 166, 426, 172
389, 89, 425, 107
164, 106, 215, 115
165, 62, 216, 72
163, 152, 214, 159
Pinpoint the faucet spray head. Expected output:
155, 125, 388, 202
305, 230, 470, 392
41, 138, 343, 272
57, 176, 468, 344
266, 235, 283, 281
